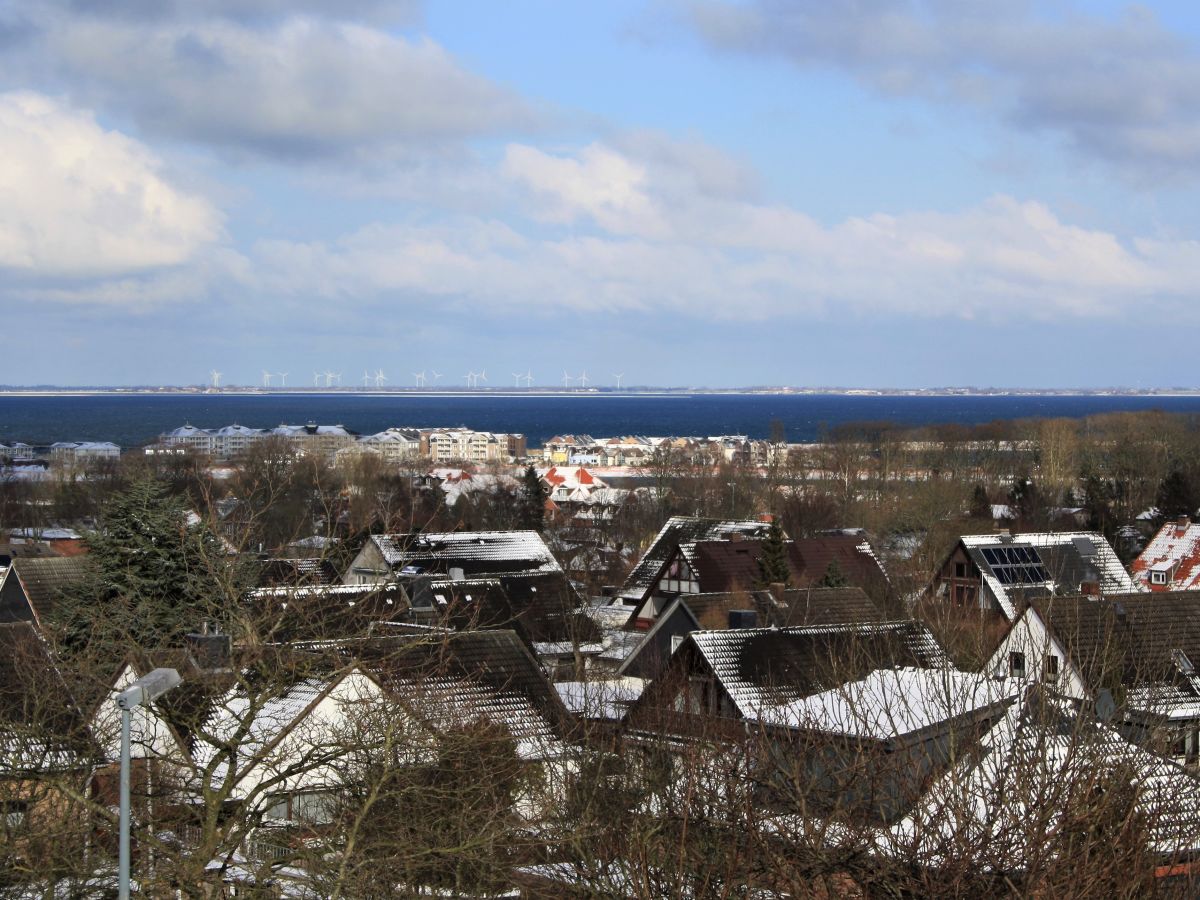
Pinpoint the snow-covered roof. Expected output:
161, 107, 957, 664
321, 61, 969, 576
554, 678, 645, 721
888, 687, 1200, 863
688, 621, 951, 719
1133, 520, 1200, 591
764, 668, 1013, 739
960, 531, 1140, 619
372, 531, 562, 575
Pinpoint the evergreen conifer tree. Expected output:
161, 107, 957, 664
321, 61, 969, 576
52, 479, 230, 652
519, 465, 546, 532
817, 558, 849, 588
756, 518, 791, 587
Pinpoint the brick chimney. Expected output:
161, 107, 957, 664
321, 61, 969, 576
1178, 515, 1190, 536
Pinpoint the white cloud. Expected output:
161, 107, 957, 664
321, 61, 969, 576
0, 91, 221, 279
246, 141, 1200, 323
38, 16, 533, 159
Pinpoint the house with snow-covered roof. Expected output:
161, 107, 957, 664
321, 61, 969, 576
344, 530, 563, 586
928, 531, 1140, 621
1132, 516, 1200, 592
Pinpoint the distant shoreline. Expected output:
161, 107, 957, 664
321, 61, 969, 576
1, 387, 1199, 398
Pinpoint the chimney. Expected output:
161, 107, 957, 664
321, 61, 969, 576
1178, 515, 1190, 535
758, 513, 774, 524
728, 609, 758, 629
728, 532, 744, 543
449, 566, 465, 581
1080, 580, 1101, 596
186, 623, 231, 671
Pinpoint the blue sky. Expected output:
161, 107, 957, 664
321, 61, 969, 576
3, 0, 1200, 388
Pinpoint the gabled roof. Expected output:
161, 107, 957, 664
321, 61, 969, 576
958, 532, 1139, 619
408, 571, 596, 645
763, 586, 884, 628
255, 557, 340, 587
620, 516, 772, 601
358, 630, 572, 759
245, 582, 411, 641
686, 620, 951, 718
1132, 520, 1200, 591
4, 556, 90, 622
371, 530, 562, 577
765, 667, 1014, 740
890, 686, 1200, 862
1030, 591, 1200, 694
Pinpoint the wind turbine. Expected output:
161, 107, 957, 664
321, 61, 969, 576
578, 371, 589, 388
278, 372, 288, 387
375, 370, 388, 388
524, 370, 533, 388
363, 370, 372, 388
210, 370, 222, 388
313, 371, 323, 388
262, 370, 273, 388
464, 371, 476, 388
562, 371, 573, 389
430, 371, 443, 384
332, 372, 342, 387
613, 373, 625, 389
412, 371, 426, 388
512, 372, 523, 388
477, 370, 487, 387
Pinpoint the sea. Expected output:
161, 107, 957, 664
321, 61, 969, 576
3, 392, 1200, 449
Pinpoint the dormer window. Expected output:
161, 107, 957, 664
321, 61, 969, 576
1151, 570, 1168, 585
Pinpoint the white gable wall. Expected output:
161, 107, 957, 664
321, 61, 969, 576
984, 609, 1088, 700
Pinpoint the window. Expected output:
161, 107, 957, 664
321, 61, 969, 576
954, 562, 967, 578
263, 791, 338, 826
1042, 654, 1059, 682
1009, 651, 1027, 678
1151, 570, 1167, 585
1, 801, 26, 830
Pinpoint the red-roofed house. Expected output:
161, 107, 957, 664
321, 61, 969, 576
1132, 517, 1200, 591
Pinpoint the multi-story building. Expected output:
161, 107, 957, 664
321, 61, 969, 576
49, 441, 121, 465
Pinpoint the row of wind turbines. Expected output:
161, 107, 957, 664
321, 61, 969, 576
209, 369, 628, 389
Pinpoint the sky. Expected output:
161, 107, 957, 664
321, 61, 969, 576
3, 0, 1200, 389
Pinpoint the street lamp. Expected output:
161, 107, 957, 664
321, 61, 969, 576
115, 668, 181, 900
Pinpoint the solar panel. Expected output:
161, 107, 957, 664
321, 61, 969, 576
979, 542, 1049, 587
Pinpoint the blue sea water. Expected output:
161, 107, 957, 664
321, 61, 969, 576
2, 392, 1200, 448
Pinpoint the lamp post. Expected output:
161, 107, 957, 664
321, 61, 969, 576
115, 668, 181, 899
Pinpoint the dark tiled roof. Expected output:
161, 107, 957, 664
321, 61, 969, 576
356, 630, 571, 740
621, 517, 771, 599
763, 586, 884, 628
255, 557, 340, 587
689, 620, 950, 713
410, 572, 598, 645
1033, 591, 1200, 688
246, 582, 411, 641
691, 540, 804, 593
11, 556, 90, 617
791, 535, 888, 589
